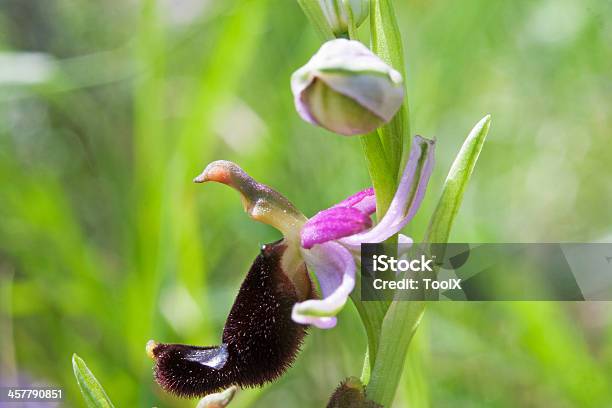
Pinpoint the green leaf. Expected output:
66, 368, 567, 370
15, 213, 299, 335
350, 278, 389, 377
403, 329, 430, 408
424, 114, 492, 244
296, 0, 336, 40
365, 115, 492, 406
366, 301, 425, 406
72, 354, 115, 408
370, 0, 405, 73
370, 0, 409, 180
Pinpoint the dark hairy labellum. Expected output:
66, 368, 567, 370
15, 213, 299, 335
150, 240, 312, 398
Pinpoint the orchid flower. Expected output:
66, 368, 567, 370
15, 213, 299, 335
200, 135, 434, 330
146, 136, 434, 398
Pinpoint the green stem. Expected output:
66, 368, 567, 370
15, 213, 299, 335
351, 0, 413, 393
366, 301, 425, 406
367, 115, 492, 406
349, 0, 400, 374
358, 2, 416, 401
359, 132, 396, 219
370, 0, 409, 179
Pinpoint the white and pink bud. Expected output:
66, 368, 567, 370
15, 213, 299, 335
291, 39, 404, 136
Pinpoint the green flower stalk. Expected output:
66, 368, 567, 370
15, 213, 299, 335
295, 1, 493, 407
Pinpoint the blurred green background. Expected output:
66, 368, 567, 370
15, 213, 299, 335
1, 0, 611, 406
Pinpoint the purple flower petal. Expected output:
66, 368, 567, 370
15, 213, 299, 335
333, 187, 376, 215
292, 242, 356, 329
340, 136, 435, 247
353, 194, 376, 215
301, 206, 372, 249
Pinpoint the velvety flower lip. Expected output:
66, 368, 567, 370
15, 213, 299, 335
148, 240, 311, 398
291, 135, 435, 328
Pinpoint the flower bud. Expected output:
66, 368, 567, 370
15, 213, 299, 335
320, 0, 369, 36
291, 39, 404, 136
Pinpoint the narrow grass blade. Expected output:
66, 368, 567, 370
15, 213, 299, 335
72, 354, 115, 408
365, 301, 425, 406
350, 282, 389, 376
424, 114, 492, 244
